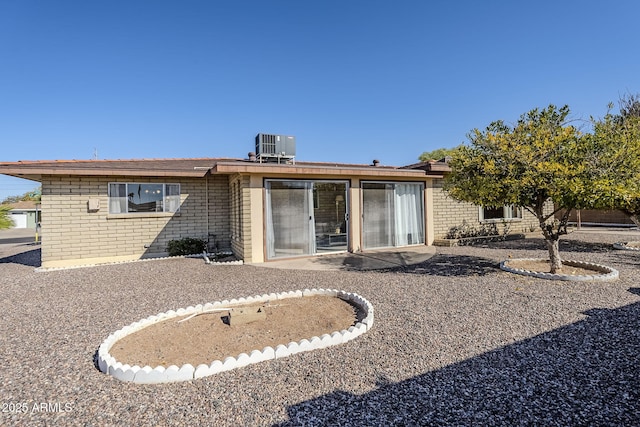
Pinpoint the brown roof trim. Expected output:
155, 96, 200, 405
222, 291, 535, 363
0, 157, 445, 181
0, 158, 234, 180
401, 160, 451, 174
213, 161, 429, 177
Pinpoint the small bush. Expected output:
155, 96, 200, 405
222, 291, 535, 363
167, 237, 207, 256
446, 220, 501, 239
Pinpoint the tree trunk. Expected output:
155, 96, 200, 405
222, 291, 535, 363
546, 238, 563, 273
629, 214, 640, 228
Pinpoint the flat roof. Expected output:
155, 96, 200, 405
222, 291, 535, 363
0, 157, 448, 181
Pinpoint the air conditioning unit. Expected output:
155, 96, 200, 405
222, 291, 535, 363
255, 134, 296, 163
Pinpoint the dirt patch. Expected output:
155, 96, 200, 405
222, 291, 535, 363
109, 296, 360, 368
507, 260, 602, 276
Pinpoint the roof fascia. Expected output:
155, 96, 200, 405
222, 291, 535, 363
212, 162, 428, 178
0, 166, 208, 179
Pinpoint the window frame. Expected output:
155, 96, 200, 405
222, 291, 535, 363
108, 182, 181, 215
479, 205, 523, 222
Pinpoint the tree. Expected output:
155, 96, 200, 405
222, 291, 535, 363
1, 186, 41, 205
602, 94, 640, 227
444, 105, 594, 273
418, 145, 462, 162
0, 205, 14, 229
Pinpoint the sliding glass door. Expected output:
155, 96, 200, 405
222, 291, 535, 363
266, 180, 348, 259
362, 182, 424, 249
394, 184, 424, 246
362, 183, 395, 248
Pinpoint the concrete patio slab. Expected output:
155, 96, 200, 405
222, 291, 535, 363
250, 246, 437, 271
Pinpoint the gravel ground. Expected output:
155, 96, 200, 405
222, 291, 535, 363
0, 229, 639, 426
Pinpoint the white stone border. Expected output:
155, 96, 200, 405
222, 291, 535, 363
500, 258, 619, 282
36, 252, 242, 272
97, 289, 374, 384
613, 242, 640, 251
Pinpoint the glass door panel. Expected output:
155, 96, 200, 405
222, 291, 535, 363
266, 181, 314, 259
362, 183, 394, 249
362, 182, 424, 249
313, 182, 348, 253
266, 180, 348, 259
395, 184, 425, 246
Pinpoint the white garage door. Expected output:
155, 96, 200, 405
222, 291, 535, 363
10, 212, 28, 228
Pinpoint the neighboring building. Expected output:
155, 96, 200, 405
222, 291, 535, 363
556, 208, 635, 227
0, 152, 544, 268
5, 200, 40, 229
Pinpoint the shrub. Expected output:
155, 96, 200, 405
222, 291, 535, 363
445, 220, 501, 239
167, 237, 207, 256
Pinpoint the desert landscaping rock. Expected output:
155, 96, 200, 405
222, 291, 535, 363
501, 258, 619, 281
0, 229, 639, 425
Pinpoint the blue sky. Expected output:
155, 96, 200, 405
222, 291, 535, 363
1, 0, 639, 201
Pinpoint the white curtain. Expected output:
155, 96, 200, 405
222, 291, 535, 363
265, 188, 275, 259
363, 183, 394, 249
108, 183, 127, 214
165, 184, 181, 213
305, 182, 316, 254
363, 182, 424, 248
265, 181, 316, 259
395, 184, 424, 246
385, 184, 395, 246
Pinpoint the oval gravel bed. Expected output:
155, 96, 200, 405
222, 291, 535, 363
111, 295, 358, 367
97, 289, 374, 383
501, 258, 619, 281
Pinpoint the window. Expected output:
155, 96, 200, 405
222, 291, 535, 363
108, 183, 180, 214
480, 205, 522, 222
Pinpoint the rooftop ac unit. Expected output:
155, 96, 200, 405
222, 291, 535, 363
255, 134, 296, 162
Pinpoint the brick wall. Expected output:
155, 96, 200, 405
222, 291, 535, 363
207, 175, 231, 253
40, 174, 230, 267
431, 179, 551, 238
431, 179, 481, 237
229, 174, 251, 261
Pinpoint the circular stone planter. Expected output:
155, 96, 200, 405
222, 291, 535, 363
500, 258, 619, 282
613, 241, 640, 251
97, 289, 374, 384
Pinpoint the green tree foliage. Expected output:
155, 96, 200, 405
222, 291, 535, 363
418, 145, 462, 162
444, 105, 591, 273
0, 205, 14, 229
1, 186, 41, 204
601, 94, 640, 227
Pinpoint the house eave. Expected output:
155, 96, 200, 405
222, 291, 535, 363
212, 161, 431, 178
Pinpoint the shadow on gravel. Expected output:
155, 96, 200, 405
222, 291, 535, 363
307, 249, 436, 272
491, 238, 614, 254
0, 248, 41, 267
383, 254, 500, 277
277, 289, 640, 426
92, 350, 101, 372
608, 251, 640, 268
